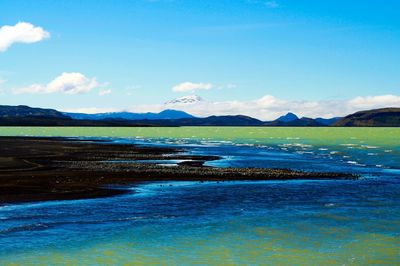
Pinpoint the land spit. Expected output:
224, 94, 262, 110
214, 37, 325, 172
0, 137, 358, 203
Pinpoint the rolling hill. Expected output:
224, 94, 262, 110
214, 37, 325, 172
0, 105, 68, 119
333, 108, 400, 127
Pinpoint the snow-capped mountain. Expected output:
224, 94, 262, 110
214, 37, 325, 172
165, 95, 205, 105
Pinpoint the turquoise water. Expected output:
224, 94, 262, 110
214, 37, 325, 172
0, 127, 399, 265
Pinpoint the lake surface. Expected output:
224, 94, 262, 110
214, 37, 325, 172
0, 127, 399, 265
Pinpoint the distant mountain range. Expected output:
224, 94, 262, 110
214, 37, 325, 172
0, 105, 398, 127
136, 115, 264, 126
63, 109, 194, 120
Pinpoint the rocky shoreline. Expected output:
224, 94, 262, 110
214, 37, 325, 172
0, 137, 358, 204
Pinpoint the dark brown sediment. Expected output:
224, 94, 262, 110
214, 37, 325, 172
0, 137, 358, 204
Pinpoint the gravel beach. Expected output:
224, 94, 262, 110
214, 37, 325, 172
0, 137, 358, 203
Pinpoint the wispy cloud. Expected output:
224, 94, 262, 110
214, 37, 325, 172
99, 89, 112, 96
172, 82, 213, 93
0, 22, 50, 52
13, 72, 101, 95
216, 83, 237, 90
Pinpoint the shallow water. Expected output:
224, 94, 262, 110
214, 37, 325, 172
0, 127, 399, 265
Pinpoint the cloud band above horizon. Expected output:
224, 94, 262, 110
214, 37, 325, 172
61, 94, 400, 120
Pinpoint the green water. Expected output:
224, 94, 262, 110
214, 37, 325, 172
0, 126, 399, 146
4, 221, 400, 265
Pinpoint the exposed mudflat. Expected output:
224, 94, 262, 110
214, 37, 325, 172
0, 137, 357, 203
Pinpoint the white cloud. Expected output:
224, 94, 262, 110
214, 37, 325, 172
99, 89, 112, 96
255, 94, 285, 107
61, 107, 119, 114
172, 82, 213, 92
347, 95, 400, 109
0, 22, 50, 52
13, 72, 100, 94
214, 83, 237, 90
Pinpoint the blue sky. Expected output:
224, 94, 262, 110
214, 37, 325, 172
0, 0, 399, 119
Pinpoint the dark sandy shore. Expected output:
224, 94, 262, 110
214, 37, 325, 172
0, 137, 358, 204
